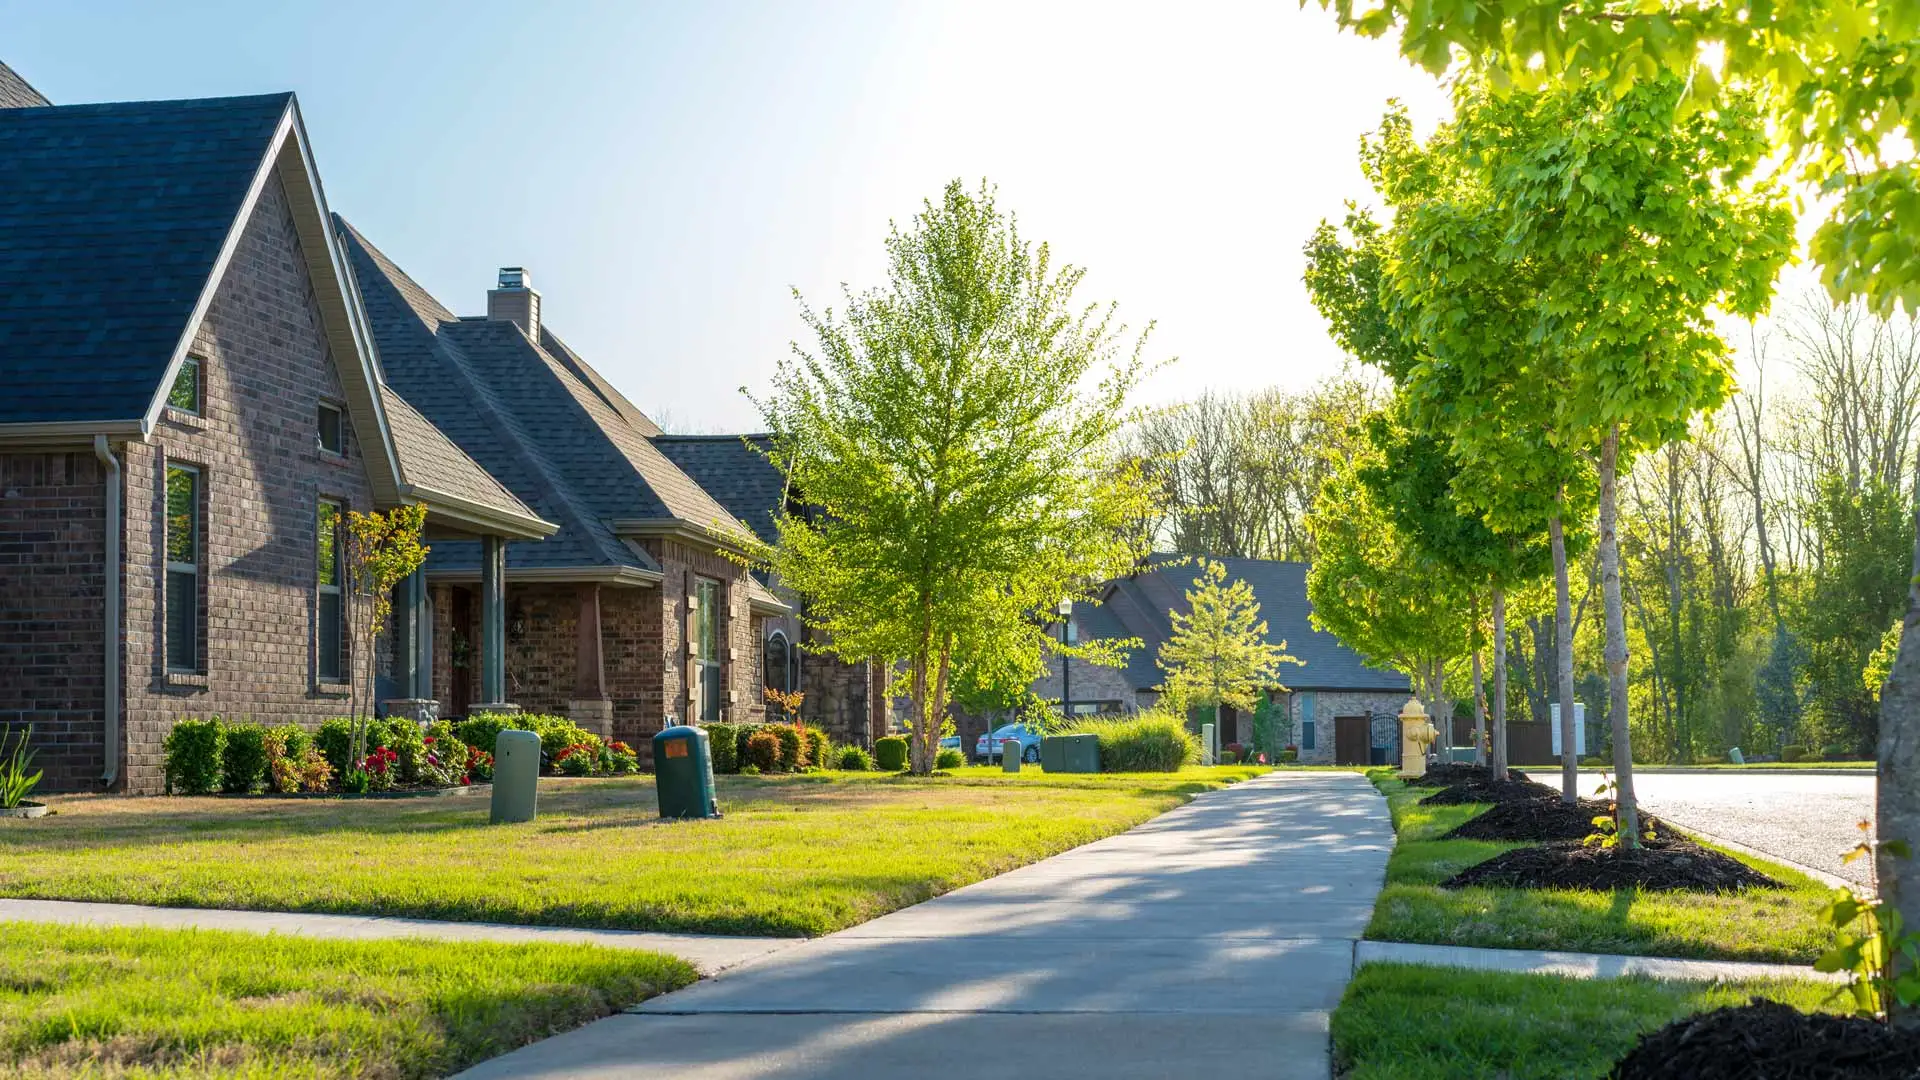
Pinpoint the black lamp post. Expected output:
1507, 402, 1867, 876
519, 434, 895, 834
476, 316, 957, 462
1058, 597, 1073, 721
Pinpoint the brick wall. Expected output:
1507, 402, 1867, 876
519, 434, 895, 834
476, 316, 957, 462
639, 538, 768, 731
120, 175, 378, 793
0, 452, 110, 789
1286, 689, 1412, 766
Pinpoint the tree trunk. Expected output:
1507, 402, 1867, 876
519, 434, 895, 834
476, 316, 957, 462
1878, 446, 1920, 1027
1471, 590, 1487, 767
1492, 584, 1509, 779
908, 652, 932, 776
1552, 511, 1579, 804
1600, 426, 1642, 845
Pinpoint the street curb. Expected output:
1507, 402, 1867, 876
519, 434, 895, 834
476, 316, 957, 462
1662, 822, 1857, 892
1354, 940, 1842, 985
1522, 767, 1872, 777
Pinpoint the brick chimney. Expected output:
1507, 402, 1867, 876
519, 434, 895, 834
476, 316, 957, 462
487, 267, 540, 340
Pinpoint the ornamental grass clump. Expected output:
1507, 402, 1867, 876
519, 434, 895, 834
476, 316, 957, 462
1067, 712, 1197, 772
935, 747, 966, 771
834, 744, 875, 771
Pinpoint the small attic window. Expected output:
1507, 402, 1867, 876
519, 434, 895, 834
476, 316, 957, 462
167, 357, 202, 415
317, 403, 344, 455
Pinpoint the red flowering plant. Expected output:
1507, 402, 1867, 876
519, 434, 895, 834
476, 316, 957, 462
360, 746, 400, 791
554, 743, 598, 778
468, 748, 494, 783
417, 734, 471, 788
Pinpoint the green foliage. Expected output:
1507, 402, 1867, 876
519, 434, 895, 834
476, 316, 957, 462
705, 723, 740, 774
1066, 711, 1197, 772
454, 714, 513, 757
376, 718, 426, 786
1306, 449, 1473, 716
773, 726, 804, 772
739, 763, 762, 776
802, 727, 830, 771
1312, 0, 1920, 314
934, 747, 966, 770
750, 179, 1157, 773
1250, 695, 1278, 759
1868, 622, 1904, 701
162, 718, 226, 796
0, 727, 42, 809
513, 715, 602, 763
1816, 834, 1920, 1018
419, 721, 471, 787
315, 718, 356, 779
1803, 477, 1913, 749
340, 505, 429, 765
742, 731, 781, 773
554, 745, 598, 777
834, 744, 876, 771
1156, 560, 1302, 714
873, 736, 909, 772
219, 721, 269, 794
1782, 745, 1811, 763
263, 725, 330, 794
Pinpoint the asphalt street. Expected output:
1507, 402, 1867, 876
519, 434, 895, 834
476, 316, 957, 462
1526, 770, 1874, 886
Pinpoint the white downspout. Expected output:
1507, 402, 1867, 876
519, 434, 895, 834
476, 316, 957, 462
92, 435, 121, 788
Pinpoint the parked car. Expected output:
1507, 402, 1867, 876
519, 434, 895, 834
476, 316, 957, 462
976, 723, 1043, 764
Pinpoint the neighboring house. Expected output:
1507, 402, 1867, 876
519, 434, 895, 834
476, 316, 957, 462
1031, 555, 1414, 765
653, 434, 891, 744
0, 85, 554, 793
335, 226, 800, 750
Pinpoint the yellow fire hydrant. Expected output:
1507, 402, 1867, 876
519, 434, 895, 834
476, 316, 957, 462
1398, 698, 1438, 779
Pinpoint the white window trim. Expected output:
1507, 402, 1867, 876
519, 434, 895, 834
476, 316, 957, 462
164, 463, 202, 674
316, 498, 346, 683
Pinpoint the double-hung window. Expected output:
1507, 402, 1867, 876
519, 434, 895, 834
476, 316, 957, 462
695, 578, 721, 723
164, 465, 201, 672
316, 499, 345, 681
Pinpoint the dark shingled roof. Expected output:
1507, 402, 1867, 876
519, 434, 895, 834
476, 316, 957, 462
381, 386, 540, 523
0, 61, 49, 109
653, 434, 785, 545
336, 215, 759, 578
1077, 554, 1410, 694
0, 93, 291, 426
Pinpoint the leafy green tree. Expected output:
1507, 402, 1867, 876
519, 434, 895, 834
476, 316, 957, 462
753, 180, 1153, 774
1306, 448, 1475, 735
341, 504, 429, 771
1364, 77, 1792, 842
1871, 622, 1906, 703
1157, 560, 1302, 719
1804, 477, 1915, 753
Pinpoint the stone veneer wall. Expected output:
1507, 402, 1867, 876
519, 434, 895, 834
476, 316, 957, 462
0, 452, 110, 789
120, 176, 378, 793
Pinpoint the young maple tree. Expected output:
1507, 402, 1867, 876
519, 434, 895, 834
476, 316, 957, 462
342, 503, 429, 769
1156, 560, 1301, 720
753, 180, 1155, 775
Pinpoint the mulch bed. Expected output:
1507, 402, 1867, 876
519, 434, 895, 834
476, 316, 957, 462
1610, 999, 1920, 1080
1443, 796, 1678, 844
1442, 837, 1781, 892
1419, 775, 1562, 806
1404, 763, 1499, 788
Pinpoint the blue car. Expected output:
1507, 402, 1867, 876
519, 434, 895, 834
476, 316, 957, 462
975, 723, 1043, 764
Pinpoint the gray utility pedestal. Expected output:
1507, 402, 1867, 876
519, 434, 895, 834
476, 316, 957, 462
1041, 733, 1100, 774
490, 730, 541, 824
1003, 739, 1022, 773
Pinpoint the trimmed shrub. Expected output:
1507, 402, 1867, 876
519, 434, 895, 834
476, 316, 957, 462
263, 725, 330, 793
1820, 743, 1851, 761
315, 717, 356, 777
707, 723, 740, 774
1067, 712, 1197, 773
455, 714, 514, 756
376, 718, 426, 784
1278, 748, 1298, 763
935, 747, 965, 770
744, 731, 781, 773
802, 727, 830, 771
835, 744, 875, 771
774, 725, 804, 772
220, 721, 269, 794
163, 718, 226, 795
525, 715, 601, 762
1781, 744, 1809, 763
874, 735, 909, 772
1219, 747, 1240, 765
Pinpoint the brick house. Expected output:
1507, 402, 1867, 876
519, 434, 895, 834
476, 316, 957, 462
334, 225, 803, 753
0, 85, 555, 793
1029, 555, 1413, 765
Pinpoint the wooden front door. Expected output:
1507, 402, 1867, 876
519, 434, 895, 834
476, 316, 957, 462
1334, 715, 1371, 766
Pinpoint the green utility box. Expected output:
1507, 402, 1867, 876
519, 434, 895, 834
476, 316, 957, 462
653, 725, 720, 820
490, 729, 541, 824
1041, 733, 1100, 774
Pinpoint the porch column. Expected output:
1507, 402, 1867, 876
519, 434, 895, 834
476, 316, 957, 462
381, 566, 440, 725
477, 535, 511, 709
569, 583, 613, 737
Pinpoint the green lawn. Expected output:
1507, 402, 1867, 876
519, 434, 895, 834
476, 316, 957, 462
0, 920, 692, 1079
0, 767, 1264, 937
1365, 773, 1837, 963
1332, 962, 1840, 1080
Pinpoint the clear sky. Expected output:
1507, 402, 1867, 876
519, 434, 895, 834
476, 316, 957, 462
5, 2, 1462, 431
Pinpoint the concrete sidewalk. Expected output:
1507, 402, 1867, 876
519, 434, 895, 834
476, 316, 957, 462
457, 772, 1393, 1080
1355, 940, 1843, 985
0, 897, 797, 975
